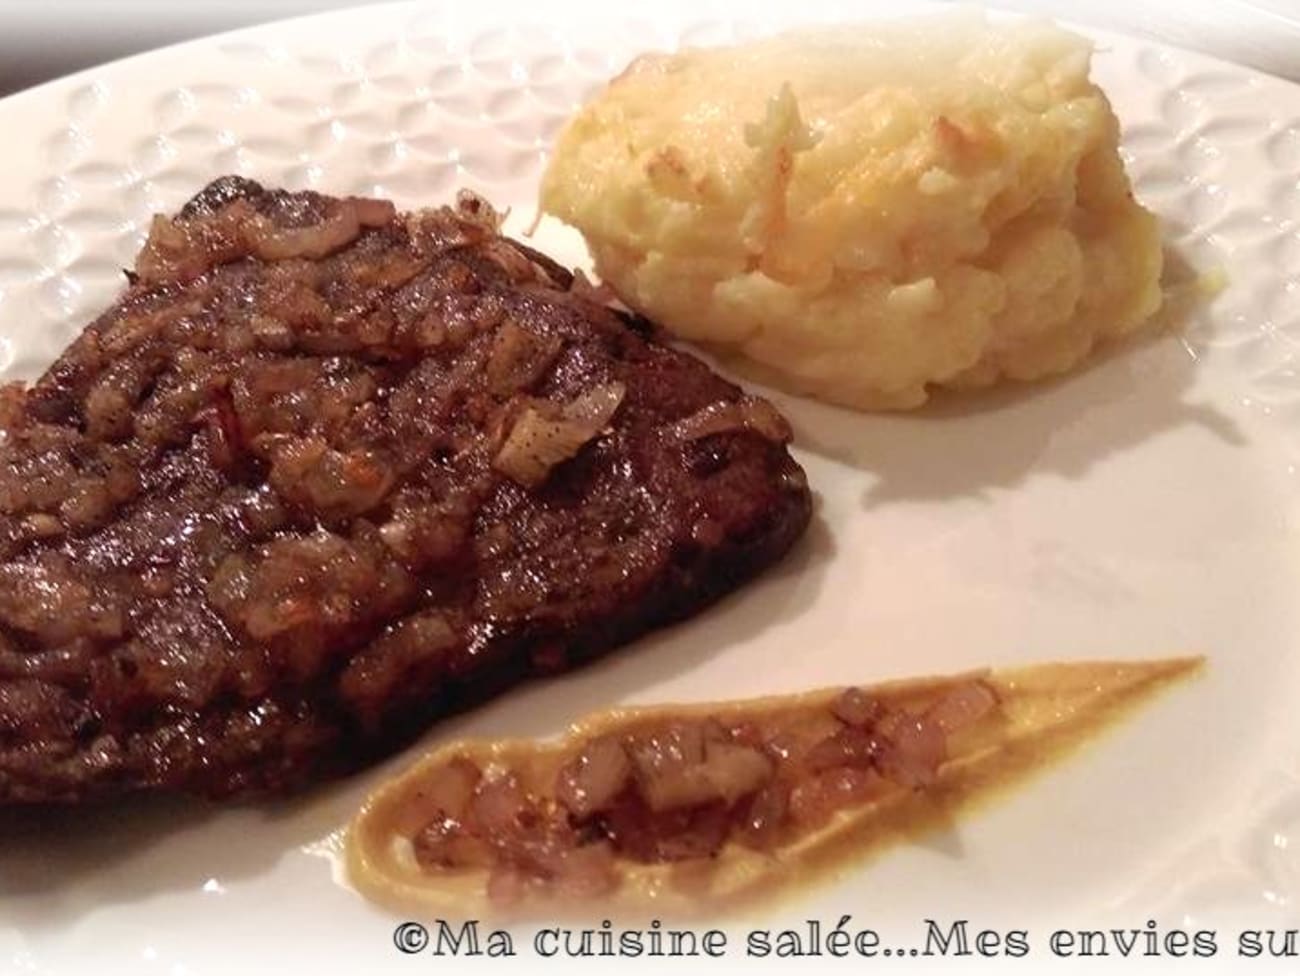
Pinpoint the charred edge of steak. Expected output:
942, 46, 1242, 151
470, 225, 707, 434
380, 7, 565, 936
0, 177, 813, 804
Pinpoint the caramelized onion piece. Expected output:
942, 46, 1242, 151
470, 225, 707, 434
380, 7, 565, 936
409, 758, 487, 869
665, 396, 792, 444
246, 204, 362, 261
479, 793, 620, 904
601, 797, 732, 863
738, 780, 790, 849
414, 816, 494, 870
831, 687, 883, 726
627, 723, 708, 812
874, 713, 946, 788
548, 841, 619, 898
239, 196, 390, 263
700, 739, 775, 805
563, 382, 626, 429
423, 756, 483, 821
512, 839, 619, 900
804, 725, 879, 772
268, 439, 395, 518
924, 679, 999, 734
485, 321, 562, 397
492, 382, 625, 488
762, 730, 803, 765
629, 723, 773, 812
455, 189, 505, 232
135, 211, 240, 286
645, 804, 732, 862
469, 772, 533, 836
556, 734, 632, 818
481, 239, 549, 284
492, 412, 589, 488
789, 767, 882, 828
725, 720, 765, 748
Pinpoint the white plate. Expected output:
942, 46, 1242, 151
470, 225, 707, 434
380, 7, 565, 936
3, 1, 1300, 972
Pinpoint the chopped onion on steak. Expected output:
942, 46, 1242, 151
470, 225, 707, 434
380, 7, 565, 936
492, 383, 626, 488
246, 204, 362, 261
665, 396, 793, 444
136, 194, 395, 284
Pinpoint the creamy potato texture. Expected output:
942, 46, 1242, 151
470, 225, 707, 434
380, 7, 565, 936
540, 16, 1163, 409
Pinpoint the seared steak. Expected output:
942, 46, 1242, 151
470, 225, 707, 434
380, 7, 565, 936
0, 177, 811, 803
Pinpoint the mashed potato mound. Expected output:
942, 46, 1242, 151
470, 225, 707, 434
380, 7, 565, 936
540, 15, 1163, 410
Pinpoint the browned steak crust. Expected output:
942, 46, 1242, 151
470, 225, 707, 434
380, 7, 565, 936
0, 177, 811, 803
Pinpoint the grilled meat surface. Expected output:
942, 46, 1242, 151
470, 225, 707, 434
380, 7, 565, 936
0, 177, 811, 803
